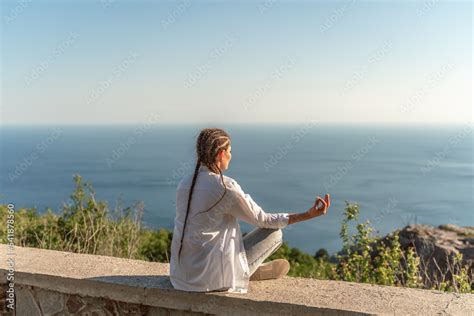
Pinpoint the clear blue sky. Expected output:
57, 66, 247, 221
1, 0, 472, 125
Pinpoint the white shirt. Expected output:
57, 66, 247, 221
170, 165, 290, 293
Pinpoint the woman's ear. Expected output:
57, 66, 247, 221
215, 150, 223, 162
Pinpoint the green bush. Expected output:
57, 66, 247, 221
137, 228, 173, 262
0, 175, 171, 262
336, 201, 422, 288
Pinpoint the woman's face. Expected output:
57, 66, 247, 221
217, 145, 232, 171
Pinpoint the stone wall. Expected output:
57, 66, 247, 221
1, 283, 207, 315
1, 244, 473, 315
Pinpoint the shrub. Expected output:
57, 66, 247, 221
336, 201, 422, 288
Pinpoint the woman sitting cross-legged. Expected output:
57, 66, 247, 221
169, 127, 331, 294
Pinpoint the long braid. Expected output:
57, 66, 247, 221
197, 165, 228, 215
177, 128, 231, 264
177, 159, 201, 263
197, 135, 230, 213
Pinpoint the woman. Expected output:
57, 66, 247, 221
170, 127, 330, 294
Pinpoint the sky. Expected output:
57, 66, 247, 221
0, 0, 472, 125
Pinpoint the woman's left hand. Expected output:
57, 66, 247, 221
307, 193, 331, 218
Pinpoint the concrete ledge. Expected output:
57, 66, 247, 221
1, 244, 473, 315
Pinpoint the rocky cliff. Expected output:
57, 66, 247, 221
394, 224, 473, 289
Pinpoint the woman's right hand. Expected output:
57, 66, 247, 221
307, 194, 331, 218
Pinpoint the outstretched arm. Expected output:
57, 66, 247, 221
224, 178, 290, 229
288, 194, 330, 225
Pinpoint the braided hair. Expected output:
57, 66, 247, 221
177, 128, 231, 263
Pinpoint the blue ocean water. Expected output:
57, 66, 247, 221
0, 124, 473, 255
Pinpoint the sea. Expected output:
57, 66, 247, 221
1, 124, 472, 255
